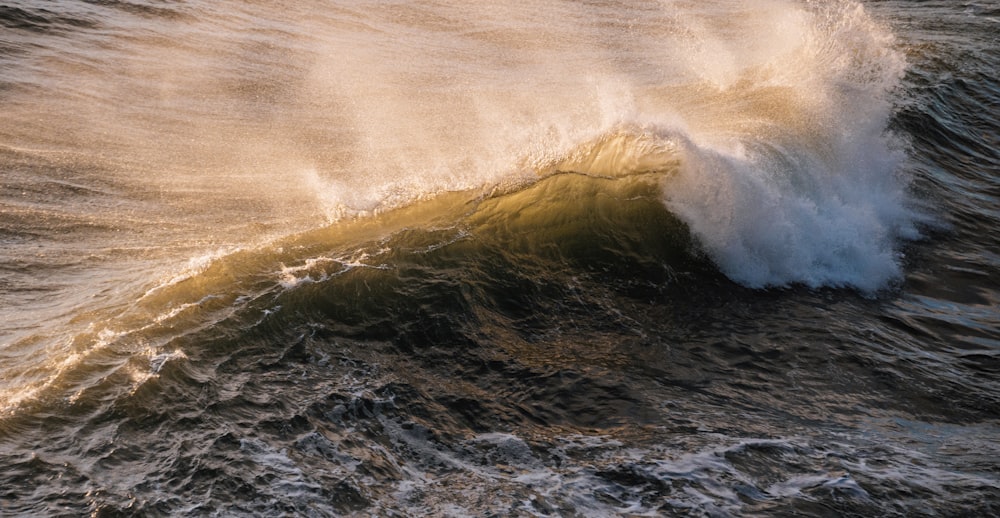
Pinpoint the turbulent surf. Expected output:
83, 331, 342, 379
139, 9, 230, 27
1, 0, 998, 515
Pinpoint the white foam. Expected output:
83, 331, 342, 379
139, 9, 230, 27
657, 1, 916, 291
275, 250, 391, 290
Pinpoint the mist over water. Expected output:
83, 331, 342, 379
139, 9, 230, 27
2, 0, 916, 287
2, 0, 999, 515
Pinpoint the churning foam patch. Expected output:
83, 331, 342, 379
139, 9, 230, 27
657, 1, 918, 292
665, 138, 913, 292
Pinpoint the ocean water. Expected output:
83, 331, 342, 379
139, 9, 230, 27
1, 0, 998, 515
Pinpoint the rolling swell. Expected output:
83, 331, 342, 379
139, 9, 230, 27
0, 171, 714, 515
5, 167, 996, 516
276, 173, 699, 346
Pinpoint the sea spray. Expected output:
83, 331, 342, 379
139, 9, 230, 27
657, 0, 916, 290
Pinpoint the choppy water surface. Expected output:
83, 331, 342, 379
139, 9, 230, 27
1, 0, 998, 515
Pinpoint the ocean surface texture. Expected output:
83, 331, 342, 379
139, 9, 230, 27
1, 0, 998, 515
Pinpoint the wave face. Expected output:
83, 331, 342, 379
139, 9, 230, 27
2, 0, 999, 516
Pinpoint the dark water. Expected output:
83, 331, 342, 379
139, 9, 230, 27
1, 1, 999, 516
